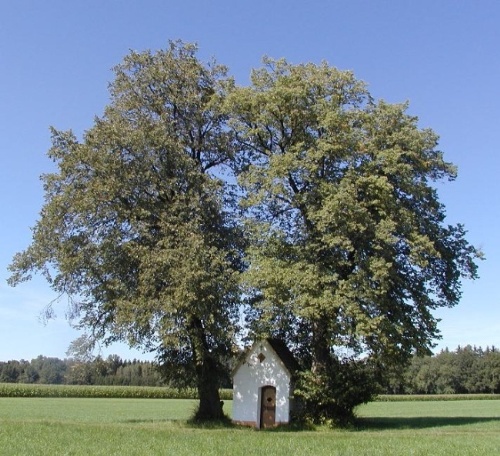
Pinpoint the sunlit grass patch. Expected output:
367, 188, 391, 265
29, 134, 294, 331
1, 397, 499, 455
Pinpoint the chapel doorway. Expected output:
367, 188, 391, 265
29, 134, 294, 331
260, 385, 276, 428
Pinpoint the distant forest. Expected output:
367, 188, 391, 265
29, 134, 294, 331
385, 345, 500, 395
0, 355, 164, 387
0, 345, 499, 394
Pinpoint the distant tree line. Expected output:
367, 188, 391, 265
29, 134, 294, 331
1, 345, 498, 395
383, 345, 500, 395
0, 355, 164, 386
0, 352, 233, 388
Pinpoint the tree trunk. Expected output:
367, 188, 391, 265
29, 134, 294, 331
188, 316, 224, 420
311, 317, 331, 375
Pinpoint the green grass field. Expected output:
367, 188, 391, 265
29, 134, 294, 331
0, 398, 499, 455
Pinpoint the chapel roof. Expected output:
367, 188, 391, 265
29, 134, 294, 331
265, 338, 301, 374
233, 338, 301, 376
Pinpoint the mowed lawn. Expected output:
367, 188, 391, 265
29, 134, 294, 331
0, 398, 499, 455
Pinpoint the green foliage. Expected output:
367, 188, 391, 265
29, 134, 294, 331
0, 355, 165, 387
228, 57, 480, 364
8, 43, 481, 424
386, 345, 500, 395
294, 359, 377, 426
8, 41, 242, 419
226, 57, 481, 423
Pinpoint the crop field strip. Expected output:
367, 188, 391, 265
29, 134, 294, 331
0, 383, 498, 401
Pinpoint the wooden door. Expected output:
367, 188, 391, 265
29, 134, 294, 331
260, 385, 276, 428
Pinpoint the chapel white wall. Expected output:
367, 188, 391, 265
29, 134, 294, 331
232, 341, 292, 426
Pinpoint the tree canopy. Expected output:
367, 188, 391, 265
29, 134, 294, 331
9, 41, 242, 420
226, 58, 481, 422
9, 43, 481, 423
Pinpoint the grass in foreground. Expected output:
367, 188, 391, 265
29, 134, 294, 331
0, 398, 499, 455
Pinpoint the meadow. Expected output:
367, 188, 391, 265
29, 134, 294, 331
0, 396, 499, 455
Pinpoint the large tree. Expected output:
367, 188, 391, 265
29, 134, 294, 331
227, 58, 481, 422
8, 41, 242, 420
9, 46, 482, 424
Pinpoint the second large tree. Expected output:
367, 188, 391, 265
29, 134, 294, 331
227, 58, 481, 420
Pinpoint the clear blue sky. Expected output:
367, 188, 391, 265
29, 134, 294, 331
1, 0, 499, 361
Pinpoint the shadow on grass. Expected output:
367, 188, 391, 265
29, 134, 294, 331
185, 415, 236, 429
122, 416, 500, 432
121, 419, 179, 424
184, 419, 317, 432
356, 416, 500, 431
121, 415, 236, 429
183, 416, 500, 432
182, 415, 315, 431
